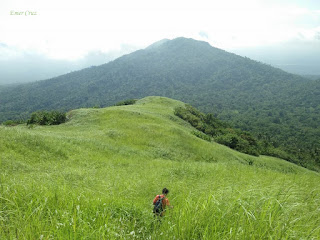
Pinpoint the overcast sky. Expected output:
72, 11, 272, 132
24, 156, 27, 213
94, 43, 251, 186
1, 0, 320, 83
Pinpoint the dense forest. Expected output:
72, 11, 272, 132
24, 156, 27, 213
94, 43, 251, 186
174, 103, 320, 170
0, 37, 319, 169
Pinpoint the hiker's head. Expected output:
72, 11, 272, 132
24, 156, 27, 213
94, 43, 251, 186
162, 188, 169, 195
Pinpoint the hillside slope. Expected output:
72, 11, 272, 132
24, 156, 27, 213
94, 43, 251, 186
0, 37, 319, 167
0, 96, 308, 173
1, 96, 319, 239
0, 38, 314, 116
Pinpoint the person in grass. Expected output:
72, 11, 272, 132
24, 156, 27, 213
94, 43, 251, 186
153, 188, 173, 217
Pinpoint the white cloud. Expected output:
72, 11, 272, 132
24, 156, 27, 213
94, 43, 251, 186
0, 0, 319, 59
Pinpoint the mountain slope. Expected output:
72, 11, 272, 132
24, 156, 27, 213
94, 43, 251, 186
1, 96, 319, 239
0, 37, 319, 167
0, 37, 313, 117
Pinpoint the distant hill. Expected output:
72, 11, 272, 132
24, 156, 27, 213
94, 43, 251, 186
0, 37, 319, 167
301, 75, 320, 80
0, 46, 137, 85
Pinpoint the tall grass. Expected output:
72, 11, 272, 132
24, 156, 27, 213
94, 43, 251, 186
1, 97, 319, 239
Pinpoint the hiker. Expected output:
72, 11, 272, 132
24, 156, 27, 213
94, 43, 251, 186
153, 188, 173, 217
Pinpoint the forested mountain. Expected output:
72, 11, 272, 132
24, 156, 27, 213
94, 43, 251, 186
301, 75, 320, 80
1, 37, 319, 168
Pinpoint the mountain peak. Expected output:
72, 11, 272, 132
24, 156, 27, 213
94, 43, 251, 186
146, 37, 212, 51
146, 39, 170, 49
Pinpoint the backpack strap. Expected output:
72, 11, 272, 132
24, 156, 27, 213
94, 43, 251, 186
160, 195, 165, 203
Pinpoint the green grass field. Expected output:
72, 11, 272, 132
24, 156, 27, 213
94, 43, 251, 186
1, 96, 319, 239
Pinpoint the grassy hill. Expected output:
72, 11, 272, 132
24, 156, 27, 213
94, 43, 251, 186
1, 96, 319, 239
0, 37, 319, 169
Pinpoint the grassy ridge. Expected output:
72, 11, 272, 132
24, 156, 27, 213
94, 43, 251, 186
1, 96, 319, 239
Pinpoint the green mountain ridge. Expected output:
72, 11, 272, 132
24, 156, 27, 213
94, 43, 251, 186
0, 37, 319, 168
0, 37, 313, 117
1, 96, 319, 239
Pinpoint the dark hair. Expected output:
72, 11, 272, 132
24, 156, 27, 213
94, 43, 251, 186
162, 188, 169, 194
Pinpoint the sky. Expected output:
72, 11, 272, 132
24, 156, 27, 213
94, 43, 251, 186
0, 0, 320, 83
